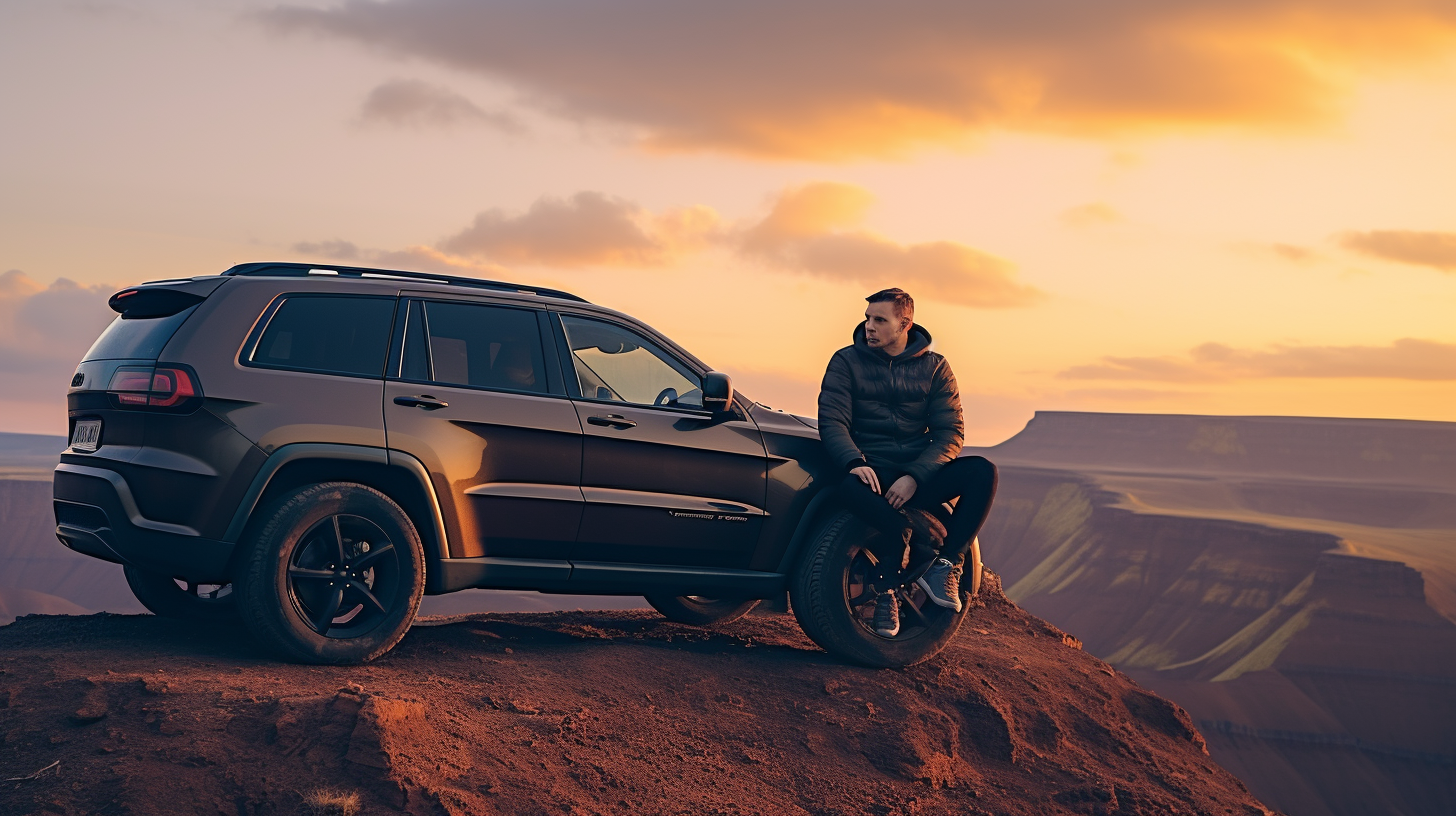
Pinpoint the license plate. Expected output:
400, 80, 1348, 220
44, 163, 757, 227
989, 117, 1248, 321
70, 419, 101, 452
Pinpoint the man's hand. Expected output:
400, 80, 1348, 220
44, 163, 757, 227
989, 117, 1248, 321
885, 475, 917, 509
850, 466, 881, 494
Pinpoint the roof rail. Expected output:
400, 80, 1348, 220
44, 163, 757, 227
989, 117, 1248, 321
221, 262, 589, 303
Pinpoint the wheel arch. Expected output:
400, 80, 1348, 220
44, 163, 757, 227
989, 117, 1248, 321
222, 444, 449, 589
772, 482, 842, 577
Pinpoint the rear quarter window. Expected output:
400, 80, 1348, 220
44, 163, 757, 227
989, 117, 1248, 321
246, 295, 396, 377
83, 306, 200, 361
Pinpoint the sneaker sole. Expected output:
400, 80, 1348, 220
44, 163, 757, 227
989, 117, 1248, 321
916, 575, 964, 611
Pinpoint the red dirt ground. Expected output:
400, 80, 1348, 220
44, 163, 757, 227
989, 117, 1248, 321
0, 575, 1274, 816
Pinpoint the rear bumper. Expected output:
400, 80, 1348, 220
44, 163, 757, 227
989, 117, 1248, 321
53, 463, 236, 581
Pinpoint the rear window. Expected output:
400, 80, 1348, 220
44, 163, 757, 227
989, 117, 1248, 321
401, 300, 550, 394
83, 306, 199, 361
247, 295, 396, 377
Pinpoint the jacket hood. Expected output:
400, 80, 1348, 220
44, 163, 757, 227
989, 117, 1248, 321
853, 321, 933, 362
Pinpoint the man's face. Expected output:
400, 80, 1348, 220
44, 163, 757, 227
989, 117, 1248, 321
863, 302, 908, 349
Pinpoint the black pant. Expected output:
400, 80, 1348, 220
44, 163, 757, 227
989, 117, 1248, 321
838, 456, 998, 588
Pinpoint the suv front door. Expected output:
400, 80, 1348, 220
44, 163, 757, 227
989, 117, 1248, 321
384, 297, 583, 563
555, 313, 767, 570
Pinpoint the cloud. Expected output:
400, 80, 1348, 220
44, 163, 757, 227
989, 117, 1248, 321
261, 0, 1456, 159
291, 239, 362, 260
292, 183, 1039, 307
439, 191, 720, 267
359, 78, 524, 132
1267, 243, 1320, 264
737, 182, 1043, 308
290, 238, 514, 277
0, 270, 115, 392
1337, 229, 1456, 272
1059, 338, 1456, 382
1060, 203, 1121, 228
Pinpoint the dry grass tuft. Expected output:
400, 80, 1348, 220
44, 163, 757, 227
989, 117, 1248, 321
302, 787, 362, 816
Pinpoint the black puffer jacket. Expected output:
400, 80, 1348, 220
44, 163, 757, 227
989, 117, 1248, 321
817, 321, 964, 486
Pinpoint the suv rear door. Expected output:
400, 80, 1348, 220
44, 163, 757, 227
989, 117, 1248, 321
383, 295, 583, 562
554, 312, 768, 570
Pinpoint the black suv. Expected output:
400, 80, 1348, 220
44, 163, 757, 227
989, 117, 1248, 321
53, 263, 982, 666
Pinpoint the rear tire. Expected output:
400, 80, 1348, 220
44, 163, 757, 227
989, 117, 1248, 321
122, 565, 237, 622
791, 511, 974, 668
646, 595, 760, 625
237, 482, 424, 665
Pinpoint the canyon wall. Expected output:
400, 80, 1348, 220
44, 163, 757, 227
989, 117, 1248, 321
970, 412, 1456, 816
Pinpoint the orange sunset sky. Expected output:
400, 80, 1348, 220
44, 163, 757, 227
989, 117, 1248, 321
2, 0, 1454, 443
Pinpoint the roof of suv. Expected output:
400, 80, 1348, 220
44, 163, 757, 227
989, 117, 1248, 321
221, 261, 589, 304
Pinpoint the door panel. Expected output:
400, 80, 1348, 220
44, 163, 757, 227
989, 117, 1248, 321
383, 299, 583, 560
570, 402, 767, 568
387, 383, 583, 559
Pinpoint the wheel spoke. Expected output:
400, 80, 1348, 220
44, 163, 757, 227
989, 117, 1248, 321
330, 515, 347, 565
310, 586, 345, 633
899, 592, 931, 628
288, 566, 335, 581
352, 542, 395, 569
348, 580, 388, 614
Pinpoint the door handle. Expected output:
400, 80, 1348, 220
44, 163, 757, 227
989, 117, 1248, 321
394, 395, 449, 410
587, 414, 636, 429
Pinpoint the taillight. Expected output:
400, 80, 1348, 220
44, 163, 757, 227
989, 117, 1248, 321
107, 364, 203, 411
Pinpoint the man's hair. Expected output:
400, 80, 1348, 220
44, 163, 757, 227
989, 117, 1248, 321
866, 288, 914, 324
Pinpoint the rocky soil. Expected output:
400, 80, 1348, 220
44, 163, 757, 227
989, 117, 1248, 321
0, 575, 1272, 816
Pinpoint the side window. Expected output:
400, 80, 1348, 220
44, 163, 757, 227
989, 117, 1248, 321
249, 295, 395, 377
559, 315, 702, 408
403, 300, 550, 394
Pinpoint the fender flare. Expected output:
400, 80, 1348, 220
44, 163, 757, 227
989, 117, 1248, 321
221, 443, 450, 569
773, 482, 841, 576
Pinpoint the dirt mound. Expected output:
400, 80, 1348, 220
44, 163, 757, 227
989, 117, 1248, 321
0, 576, 1271, 816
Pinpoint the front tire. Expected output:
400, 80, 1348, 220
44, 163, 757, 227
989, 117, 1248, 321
791, 511, 973, 668
122, 565, 237, 622
237, 482, 424, 664
646, 595, 759, 625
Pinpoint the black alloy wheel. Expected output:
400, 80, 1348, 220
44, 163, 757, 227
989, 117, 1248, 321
646, 594, 760, 625
238, 482, 424, 664
791, 511, 971, 668
123, 564, 238, 622
285, 513, 402, 638
843, 539, 947, 641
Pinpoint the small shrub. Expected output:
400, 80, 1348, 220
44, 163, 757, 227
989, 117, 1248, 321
302, 787, 362, 816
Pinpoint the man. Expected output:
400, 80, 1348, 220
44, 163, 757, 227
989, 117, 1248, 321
817, 288, 998, 637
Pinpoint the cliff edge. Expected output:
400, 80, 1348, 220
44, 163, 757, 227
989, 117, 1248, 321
0, 575, 1272, 816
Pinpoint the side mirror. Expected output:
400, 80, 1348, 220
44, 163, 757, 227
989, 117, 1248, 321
701, 371, 734, 413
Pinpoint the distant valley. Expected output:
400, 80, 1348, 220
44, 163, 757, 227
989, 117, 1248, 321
969, 412, 1456, 816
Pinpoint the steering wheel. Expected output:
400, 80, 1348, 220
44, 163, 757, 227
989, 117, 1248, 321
653, 387, 678, 406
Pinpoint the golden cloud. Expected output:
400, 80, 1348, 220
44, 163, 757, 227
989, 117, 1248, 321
292, 182, 1037, 307
263, 0, 1456, 159
438, 191, 721, 267
1060, 338, 1456, 381
1338, 229, 1456, 272
738, 183, 1043, 308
